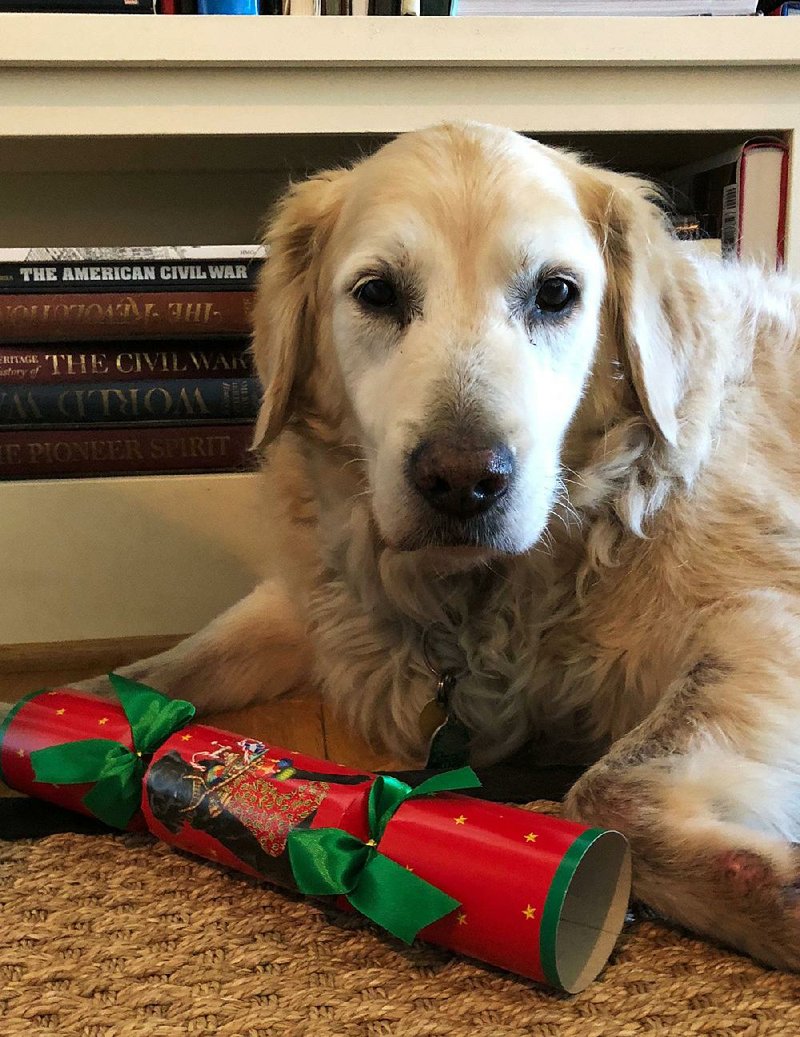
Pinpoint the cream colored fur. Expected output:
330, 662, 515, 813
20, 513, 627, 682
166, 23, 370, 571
98, 123, 800, 971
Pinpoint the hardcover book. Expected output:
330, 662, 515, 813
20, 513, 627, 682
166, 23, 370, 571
0, 292, 253, 342
0, 425, 256, 480
0, 245, 266, 295
0, 378, 259, 428
198, 0, 258, 10
0, 261, 263, 296
0, 246, 266, 261
450, 0, 755, 13
0, 0, 155, 10
0, 343, 253, 384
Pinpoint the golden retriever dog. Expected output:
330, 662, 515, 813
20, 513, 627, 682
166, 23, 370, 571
97, 122, 800, 970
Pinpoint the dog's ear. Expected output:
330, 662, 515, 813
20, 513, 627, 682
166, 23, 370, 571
583, 168, 695, 448
250, 169, 349, 450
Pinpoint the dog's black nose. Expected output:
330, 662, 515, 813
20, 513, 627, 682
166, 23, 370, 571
409, 438, 514, 519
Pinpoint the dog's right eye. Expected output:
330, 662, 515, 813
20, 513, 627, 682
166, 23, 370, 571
354, 278, 397, 311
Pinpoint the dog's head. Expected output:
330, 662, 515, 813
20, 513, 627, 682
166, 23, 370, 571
251, 122, 689, 556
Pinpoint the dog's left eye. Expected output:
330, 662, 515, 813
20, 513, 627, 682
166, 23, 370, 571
535, 277, 577, 313
354, 278, 397, 310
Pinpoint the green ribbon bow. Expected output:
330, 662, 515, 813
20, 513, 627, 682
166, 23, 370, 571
30, 673, 195, 830
287, 766, 481, 944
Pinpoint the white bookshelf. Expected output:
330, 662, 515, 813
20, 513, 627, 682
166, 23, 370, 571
1, 14, 798, 651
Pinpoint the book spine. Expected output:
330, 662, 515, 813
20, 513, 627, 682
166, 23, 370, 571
0, 291, 253, 342
0, 425, 256, 480
721, 181, 739, 257
197, 0, 258, 10
0, 344, 253, 384
736, 140, 790, 267
0, 245, 266, 261
0, 0, 155, 10
0, 378, 260, 428
0, 259, 263, 295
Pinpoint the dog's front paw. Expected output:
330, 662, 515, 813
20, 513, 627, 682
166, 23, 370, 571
563, 766, 800, 971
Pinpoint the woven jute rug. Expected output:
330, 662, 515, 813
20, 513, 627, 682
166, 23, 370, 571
3, 823, 800, 1037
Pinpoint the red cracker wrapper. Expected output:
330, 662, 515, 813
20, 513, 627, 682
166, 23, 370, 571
0, 684, 631, 993
0, 686, 148, 830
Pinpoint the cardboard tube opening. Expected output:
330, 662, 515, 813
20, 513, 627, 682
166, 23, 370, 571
553, 831, 632, 993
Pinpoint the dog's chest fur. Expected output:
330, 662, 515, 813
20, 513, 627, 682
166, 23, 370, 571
303, 487, 694, 767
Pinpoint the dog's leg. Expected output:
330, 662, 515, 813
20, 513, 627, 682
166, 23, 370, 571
564, 592, 800, 970
77, 578, 313, 712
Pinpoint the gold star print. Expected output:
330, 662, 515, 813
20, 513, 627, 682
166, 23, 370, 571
523, 905, 536, 921
55, 708, 66, 716
457, 913, 467, 926
180, 734, 192, 741
46, 691, 59, 696
454, 815, 467, 826
16, 748, 24, 758
98, 717, 109, 726
524, 832, 538, 843
405, 865, 414, 872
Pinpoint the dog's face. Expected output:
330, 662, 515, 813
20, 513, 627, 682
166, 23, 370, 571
252, 123, 683, 557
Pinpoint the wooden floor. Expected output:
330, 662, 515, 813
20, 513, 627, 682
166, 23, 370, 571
0, 635, 401, 772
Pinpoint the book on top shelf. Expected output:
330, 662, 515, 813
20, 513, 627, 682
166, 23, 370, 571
285, 0, 321, 12
451, 1, 756, 14
0, 0, 156, 10
661, 137, 789, 269
198, 0, 259, 11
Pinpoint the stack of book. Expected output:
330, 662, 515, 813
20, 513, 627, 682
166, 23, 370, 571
0, 245, 265, 480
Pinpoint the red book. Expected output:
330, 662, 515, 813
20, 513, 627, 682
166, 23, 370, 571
0, 342, 252, 384
0, 291, 253, 342
0, 424, 256, 479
